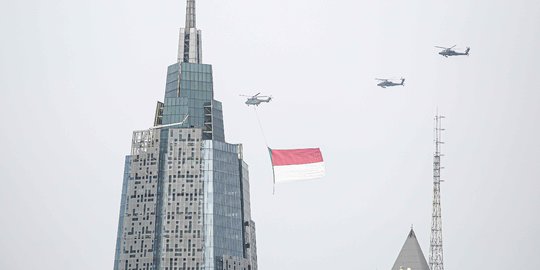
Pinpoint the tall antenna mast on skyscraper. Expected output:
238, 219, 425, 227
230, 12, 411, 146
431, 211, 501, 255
178, 0, 202, 63
185, 0, 196, 28
429, 114, 445, 270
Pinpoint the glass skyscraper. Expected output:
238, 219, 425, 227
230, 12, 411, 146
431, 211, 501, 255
113, 1, 258, 269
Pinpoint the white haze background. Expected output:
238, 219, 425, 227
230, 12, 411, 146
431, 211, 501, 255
1, 0, 539, 269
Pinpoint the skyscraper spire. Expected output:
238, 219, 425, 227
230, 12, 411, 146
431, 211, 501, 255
185, 0, 196, 28
178, 0, 202, 63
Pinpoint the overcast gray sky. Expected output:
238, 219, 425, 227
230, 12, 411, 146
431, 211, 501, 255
1, 0, 539, 269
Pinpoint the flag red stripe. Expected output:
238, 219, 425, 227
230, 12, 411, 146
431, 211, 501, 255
270, 148, 323, 166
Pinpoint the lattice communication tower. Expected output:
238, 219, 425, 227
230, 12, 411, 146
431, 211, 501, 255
429, 114, 445, 270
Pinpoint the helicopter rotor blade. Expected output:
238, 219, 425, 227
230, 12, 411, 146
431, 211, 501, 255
450, 45, 457, 49
254, 92, 261, 97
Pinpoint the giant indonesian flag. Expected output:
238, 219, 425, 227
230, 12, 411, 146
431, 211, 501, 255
269, 148, 325, 183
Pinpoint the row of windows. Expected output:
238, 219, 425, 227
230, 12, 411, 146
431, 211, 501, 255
181, 71, 213, 82
181, 62, 212, 73
180, 80, 213, 92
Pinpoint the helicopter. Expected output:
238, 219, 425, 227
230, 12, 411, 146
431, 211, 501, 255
375, 78, 405, 88
241, 92, 272, 106
435, 45, 470, 57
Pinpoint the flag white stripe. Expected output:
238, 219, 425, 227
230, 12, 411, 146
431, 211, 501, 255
273, 161, 325, 183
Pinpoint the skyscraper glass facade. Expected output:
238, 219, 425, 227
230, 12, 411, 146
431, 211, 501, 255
113, 1, 257, 270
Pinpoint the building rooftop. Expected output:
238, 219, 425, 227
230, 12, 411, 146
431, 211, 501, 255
391, 228, 430, 270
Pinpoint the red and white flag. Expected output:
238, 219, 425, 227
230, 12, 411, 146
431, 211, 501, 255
269, 148, 325, 183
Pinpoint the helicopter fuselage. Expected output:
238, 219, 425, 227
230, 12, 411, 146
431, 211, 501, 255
377, 79, 405, 88
378, 82, 399, 88
245, 97, 271, 106
439, 47, 470, 57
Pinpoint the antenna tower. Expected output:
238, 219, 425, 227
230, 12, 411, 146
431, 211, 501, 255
429, 114, 445, 270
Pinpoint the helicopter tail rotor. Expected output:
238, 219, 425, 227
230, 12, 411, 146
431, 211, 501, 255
465, 47, 470, 55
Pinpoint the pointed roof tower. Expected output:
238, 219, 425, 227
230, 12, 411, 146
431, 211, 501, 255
391, 228, 430, 270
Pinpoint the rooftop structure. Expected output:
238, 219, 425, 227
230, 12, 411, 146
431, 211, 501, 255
391, 229, 430, 270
